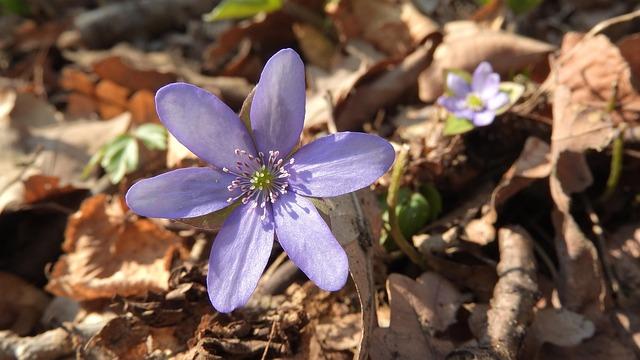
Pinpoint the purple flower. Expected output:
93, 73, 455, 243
125, 49, 395, 313
437, 62, 509, 126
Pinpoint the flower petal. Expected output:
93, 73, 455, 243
472, 62, 500, 98
437, 95, 466, 113
156, 83, 256, 169
126, 167, 236, 219
472, 110, 496, 126
207, 203, 274, 313
250, 48, 306, 156
486, 92, 509, 110
273, 192, 348, 291
447, 72, 471, 96
289, 132, 395, 197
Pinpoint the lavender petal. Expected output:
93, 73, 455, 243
207, 203, 274, 313
472, 62, 500, 98
438, 96, 467, 113
250, 48, 306, 156
288, 132, 395, 197
486, 92, 509, 110
472, 110, 496, 126
447, 72, 471, 97
156, 83, 256, 170
126, 167, 237, 219
273, 192, 348, 291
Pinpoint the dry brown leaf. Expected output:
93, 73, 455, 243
128, 90, 160, 124
292, 23, 338, 70
92, 55, 176, 92
59, 67, 96, 96
335, 32, 443, 130
554, 32, 640, 124
465, 137, 551, 245
371, 274, 436, 360
0, 272, 50, 336
327, 0, 439, 57
618, 33, 640, 80
387, 272, 463, 333
46, 194, 185, 300
419, 22, 554, 102
323, 191, 381, 359
548, 81, 611, 317
532, 308, 595, 347
23, 175, 77, 204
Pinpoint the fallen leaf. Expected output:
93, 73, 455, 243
464, 137, 551, 245
92, 55, 176, 92
370, 274, 437, 360
0, 272, 50, 336
532, 308, 595, 347
419, 21, 554, 102
387, 272, 463, 333
335, 32, 443, 130
327, 0, 439, 56
46, 194, 185, 300
315, 313, 362, 351
554, 32, 640, 123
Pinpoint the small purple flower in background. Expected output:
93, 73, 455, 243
125, 49, 395, 313
437, 62, 509, 127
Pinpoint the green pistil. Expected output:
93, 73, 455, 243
250, 166, 273, 190
466, 93, 484, 111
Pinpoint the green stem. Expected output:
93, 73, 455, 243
602, 133, 624, 200
386, 148, 425, 269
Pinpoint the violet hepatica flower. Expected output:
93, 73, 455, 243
437, 62, 509, 127
125, 49, 395, 313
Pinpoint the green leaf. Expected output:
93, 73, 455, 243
0, 0, 29, 15
179, 202, 239, 230
132, 123, 167, 150
397, 192, 431, 239
444, 115, 474, 136
496, 81, 525, 115
101, 135, 139, 184
420, 184, 442, 222
82, 146, 106, 180
507, 0, 541, 15
203, 0, 283, 21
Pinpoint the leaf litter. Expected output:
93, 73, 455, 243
1, 1, 640, 359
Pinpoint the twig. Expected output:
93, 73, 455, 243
386, 147, 425, 269
448, 226, 538, 360
585, 9, 640, 39
261, 317, 278, 360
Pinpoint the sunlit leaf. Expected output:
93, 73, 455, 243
100, 135, 139, 184
203, 0, 283, 21
443, 115, 474, 136
132, 123, 168, 150
496, 81, 525, 115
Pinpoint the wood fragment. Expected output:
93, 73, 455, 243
447, 226, 538, 360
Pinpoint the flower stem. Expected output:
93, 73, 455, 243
386, 147, 425, 269
602, 132, 624, 200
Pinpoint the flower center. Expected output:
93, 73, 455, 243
466, 93, 484, 111
222, 149, 294, 219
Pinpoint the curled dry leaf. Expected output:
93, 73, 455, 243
549, 64, 612, 317
371, 274, 436, 360
46, 194, 185, 301
419, 21, 554, 102
464, 137, 551, 245
386, 272, 463, 333
335, 32, 443, 131
327, 0, 439, 57
554, 32, 640, 124
531, 308, 595, 347
0, 272, 50, 336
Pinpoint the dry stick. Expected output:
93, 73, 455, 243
448, 226, 538, 360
